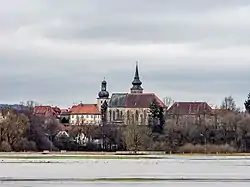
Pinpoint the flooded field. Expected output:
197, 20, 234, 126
1, 155, 250, 186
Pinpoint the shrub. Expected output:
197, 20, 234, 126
0, 141, 12, 152
13, 138, 37, 151
178, 143, 237, 154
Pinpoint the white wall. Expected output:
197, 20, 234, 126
69, 114, 101, 125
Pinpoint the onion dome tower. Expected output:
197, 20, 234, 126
97, 78, 110, 111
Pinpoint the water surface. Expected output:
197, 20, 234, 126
1, 155, 250, 186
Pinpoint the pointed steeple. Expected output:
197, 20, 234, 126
131, 61, 143, 93
135, 61, 139, 79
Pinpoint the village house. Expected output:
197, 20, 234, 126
68, 103, 102, 125
33, 105, 61, 118
166, 102, 213, 118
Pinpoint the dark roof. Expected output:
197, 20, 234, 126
126, 93, 165, 108
109, 93, 166, 108
109, 93, 128, 108
167, 102, 212, 115
98, 79, 109, 98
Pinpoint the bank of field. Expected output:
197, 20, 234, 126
1, 152, 250, 160
0, 155, 162, 160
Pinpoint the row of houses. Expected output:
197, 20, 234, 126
33, 103, 102, 125
32, 101, 219, 126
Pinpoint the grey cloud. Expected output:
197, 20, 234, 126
36, 1, 250, 45
0, 0, 249, 107
109, 67, 248, 95
43, 20, 250, 45
2, 0, 250, 45
0, 73, 101, 106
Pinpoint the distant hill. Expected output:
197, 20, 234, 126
0, 104, 29, 111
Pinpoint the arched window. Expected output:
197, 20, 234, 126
113, 110, 115, 121
131, 114, 135, 124
144, 110, 147, 124
120, 111, 123, 120
116, 109, 120, 120
140, 114, 143, 125
109, 110, 112, 122
135, 110, 139, 122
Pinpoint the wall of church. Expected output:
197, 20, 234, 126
107, 108, 149, 125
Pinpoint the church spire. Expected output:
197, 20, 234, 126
131, 61, 143, 93
135, 61, 139, 79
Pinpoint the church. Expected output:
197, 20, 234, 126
97, 62, 166, 125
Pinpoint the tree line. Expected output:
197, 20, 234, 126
0, 93, 249, 153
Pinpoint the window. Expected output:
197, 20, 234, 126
135, 110, 139, 122
109, 110, 112, 122
131, 114, 135, 124
113, 110, 115, 121
120, 111, 123, 119
140, 114, 143, 125
144, 110, 147, 124
116, 109, 119, 119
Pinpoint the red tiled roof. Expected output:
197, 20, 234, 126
69, 103, 100, 115
125, 93, 166, 108
33, 106, 61, 117
167, 102, 212, 115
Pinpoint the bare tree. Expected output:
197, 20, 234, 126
123, 118, 152, 153
0, 109, 29, 147
163, 96, 175, 109
220, 96, 239, 112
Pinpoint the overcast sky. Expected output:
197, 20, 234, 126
0, 0, 249, 108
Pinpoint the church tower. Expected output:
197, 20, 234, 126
130, 62, 143, 93
97, 78, 110, 111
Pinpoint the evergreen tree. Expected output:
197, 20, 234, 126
158, 106, 165, 126
149, 99, 165, 133
149, 99, 160, 119
245, 93, 250, 114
